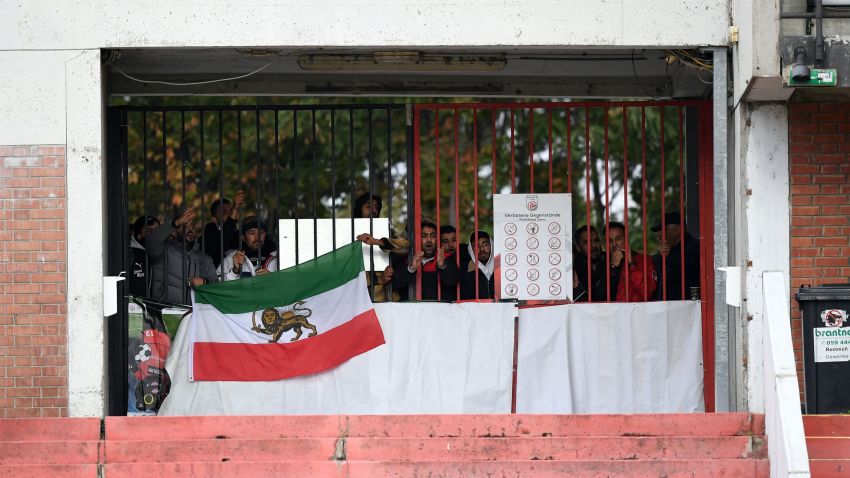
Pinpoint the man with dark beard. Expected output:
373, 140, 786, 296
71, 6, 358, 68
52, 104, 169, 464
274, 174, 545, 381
393, 220, 458, 301
218, 216, 279, 281
572, 225, 607, 302
147, 208, 218, 305
460, 231, 495, 300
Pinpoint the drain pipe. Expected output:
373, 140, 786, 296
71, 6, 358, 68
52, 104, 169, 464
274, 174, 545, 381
815, 0, 825, 66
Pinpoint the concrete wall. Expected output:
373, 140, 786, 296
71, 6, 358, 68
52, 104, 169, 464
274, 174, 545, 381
3, 1, 729, 50
740, 104, 790, 413
0, 1, 732, 416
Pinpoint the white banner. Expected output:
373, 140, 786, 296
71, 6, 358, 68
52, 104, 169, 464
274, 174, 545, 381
159, 302, 515, 415
516, 301, 705, 414
279, 218, 391, 271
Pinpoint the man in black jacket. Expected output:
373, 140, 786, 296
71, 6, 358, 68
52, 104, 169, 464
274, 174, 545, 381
651, 212, 701, 301
202, 190, 244, 268
129, 215, 160, 297
393, 221, 458, 301
460, 230, 495, 300
573, 225, 607, 302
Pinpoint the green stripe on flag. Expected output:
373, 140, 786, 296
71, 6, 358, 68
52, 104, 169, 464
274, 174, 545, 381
193, 241, 365, 314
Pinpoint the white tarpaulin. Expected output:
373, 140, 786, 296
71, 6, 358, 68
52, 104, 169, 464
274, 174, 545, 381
158, 302, 515, 415
516, 301, 705, 414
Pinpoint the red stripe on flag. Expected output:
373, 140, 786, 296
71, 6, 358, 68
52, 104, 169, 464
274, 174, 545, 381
192, 308, 385, 381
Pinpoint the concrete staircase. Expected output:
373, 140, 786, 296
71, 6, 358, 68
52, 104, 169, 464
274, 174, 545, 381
1, 413, 767, 477
805, 415, 850, 477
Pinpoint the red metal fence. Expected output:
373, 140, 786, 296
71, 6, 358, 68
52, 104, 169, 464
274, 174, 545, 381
412, 100, 715, 411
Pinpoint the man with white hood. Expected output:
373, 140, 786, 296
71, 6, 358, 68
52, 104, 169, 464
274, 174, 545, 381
460, 230, 495, 300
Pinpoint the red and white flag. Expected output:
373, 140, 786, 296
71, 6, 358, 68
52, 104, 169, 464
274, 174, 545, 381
189, 242, 384, 381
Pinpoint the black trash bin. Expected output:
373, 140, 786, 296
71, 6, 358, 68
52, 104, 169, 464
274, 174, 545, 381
796, 284, 850, 414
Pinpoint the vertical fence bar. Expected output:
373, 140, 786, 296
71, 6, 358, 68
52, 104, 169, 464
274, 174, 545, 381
413, 107, 422, 301
604, 107, 611, 301
274, 109, 280, 256
293, 109, 299, 265
566, 108, 572, 195
473, 108, 480, 300
255, 107, 262, 266
622, 107, 630, 301
386, 108, 393, 231
510, 109, 516, 193
218, 111, 225, 273
236, 111, 243, 251
328, 110, 337, 247
584, 107, 592, 302
548, 109, 553, 193
313, 109, 319, 262
492, 108, 497, 197
367, 108, 375, 298
162, 111, 168, 223
641, 107, 648, 299
454, 108, 461, 300
660, 106, 667, 300
349, 109, 355, 243
435, 110, 441, 301
529, 108, 535, 194
386, 107, 393, 301
679, 106, 686, 299
141, 111, 152, 299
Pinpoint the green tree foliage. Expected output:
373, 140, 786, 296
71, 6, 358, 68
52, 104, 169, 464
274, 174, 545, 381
119, 97, 703, 254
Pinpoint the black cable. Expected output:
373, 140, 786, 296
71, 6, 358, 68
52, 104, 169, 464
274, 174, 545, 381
631, 50, 659, 99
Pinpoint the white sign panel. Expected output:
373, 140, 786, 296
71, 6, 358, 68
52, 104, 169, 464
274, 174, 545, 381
494, 194, 572, 300
279, 218, 391, 271
814, 327, 850, 362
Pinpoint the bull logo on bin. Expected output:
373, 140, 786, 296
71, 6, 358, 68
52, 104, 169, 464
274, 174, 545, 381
821, 309, 848, 328
526, 195, 538, 211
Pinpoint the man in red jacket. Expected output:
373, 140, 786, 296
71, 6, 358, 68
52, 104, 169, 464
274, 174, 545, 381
605, 221, 658, 302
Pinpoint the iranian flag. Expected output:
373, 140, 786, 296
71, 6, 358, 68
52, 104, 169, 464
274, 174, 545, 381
189, 241, 385, 381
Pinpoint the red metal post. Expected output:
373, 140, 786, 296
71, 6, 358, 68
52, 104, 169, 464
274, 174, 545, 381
604, 107, 611, 300
413, 106, 423, 301
622, 107, 630, 302
455, 108, 461, 300
698, 101, 716, 412
435, 110, 441, 301
473, 109, 480, 299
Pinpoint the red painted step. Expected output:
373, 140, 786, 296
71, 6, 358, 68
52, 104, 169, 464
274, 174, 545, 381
105, 412, 763, 440
105, 435, 756, 463
805, 414, 850, 477
102, 459, 769, 478
0, 418, 102, 476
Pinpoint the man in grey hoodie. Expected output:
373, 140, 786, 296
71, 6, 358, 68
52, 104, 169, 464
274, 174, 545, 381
147, 208, 218, 305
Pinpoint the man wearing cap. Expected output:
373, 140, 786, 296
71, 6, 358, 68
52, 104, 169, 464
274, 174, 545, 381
203, 190, 245, 268
129, 215, 160, 297
651, 212, 701, 301
218, 216, 279, 281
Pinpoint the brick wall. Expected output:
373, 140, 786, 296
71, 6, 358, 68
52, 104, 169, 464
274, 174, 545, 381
0, 145, 67, 417
788, 103, 850, 405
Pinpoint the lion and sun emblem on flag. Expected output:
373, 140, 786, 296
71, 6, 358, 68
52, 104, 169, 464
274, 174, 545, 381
251, 300, 318, 343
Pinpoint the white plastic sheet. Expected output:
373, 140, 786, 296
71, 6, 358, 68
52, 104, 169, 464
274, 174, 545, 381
516, 301, 705, 414
159, 302, 516, 415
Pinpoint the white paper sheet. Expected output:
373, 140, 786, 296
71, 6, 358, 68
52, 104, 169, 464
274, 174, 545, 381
159, 302, 516, 415
516, 301, 705, 414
